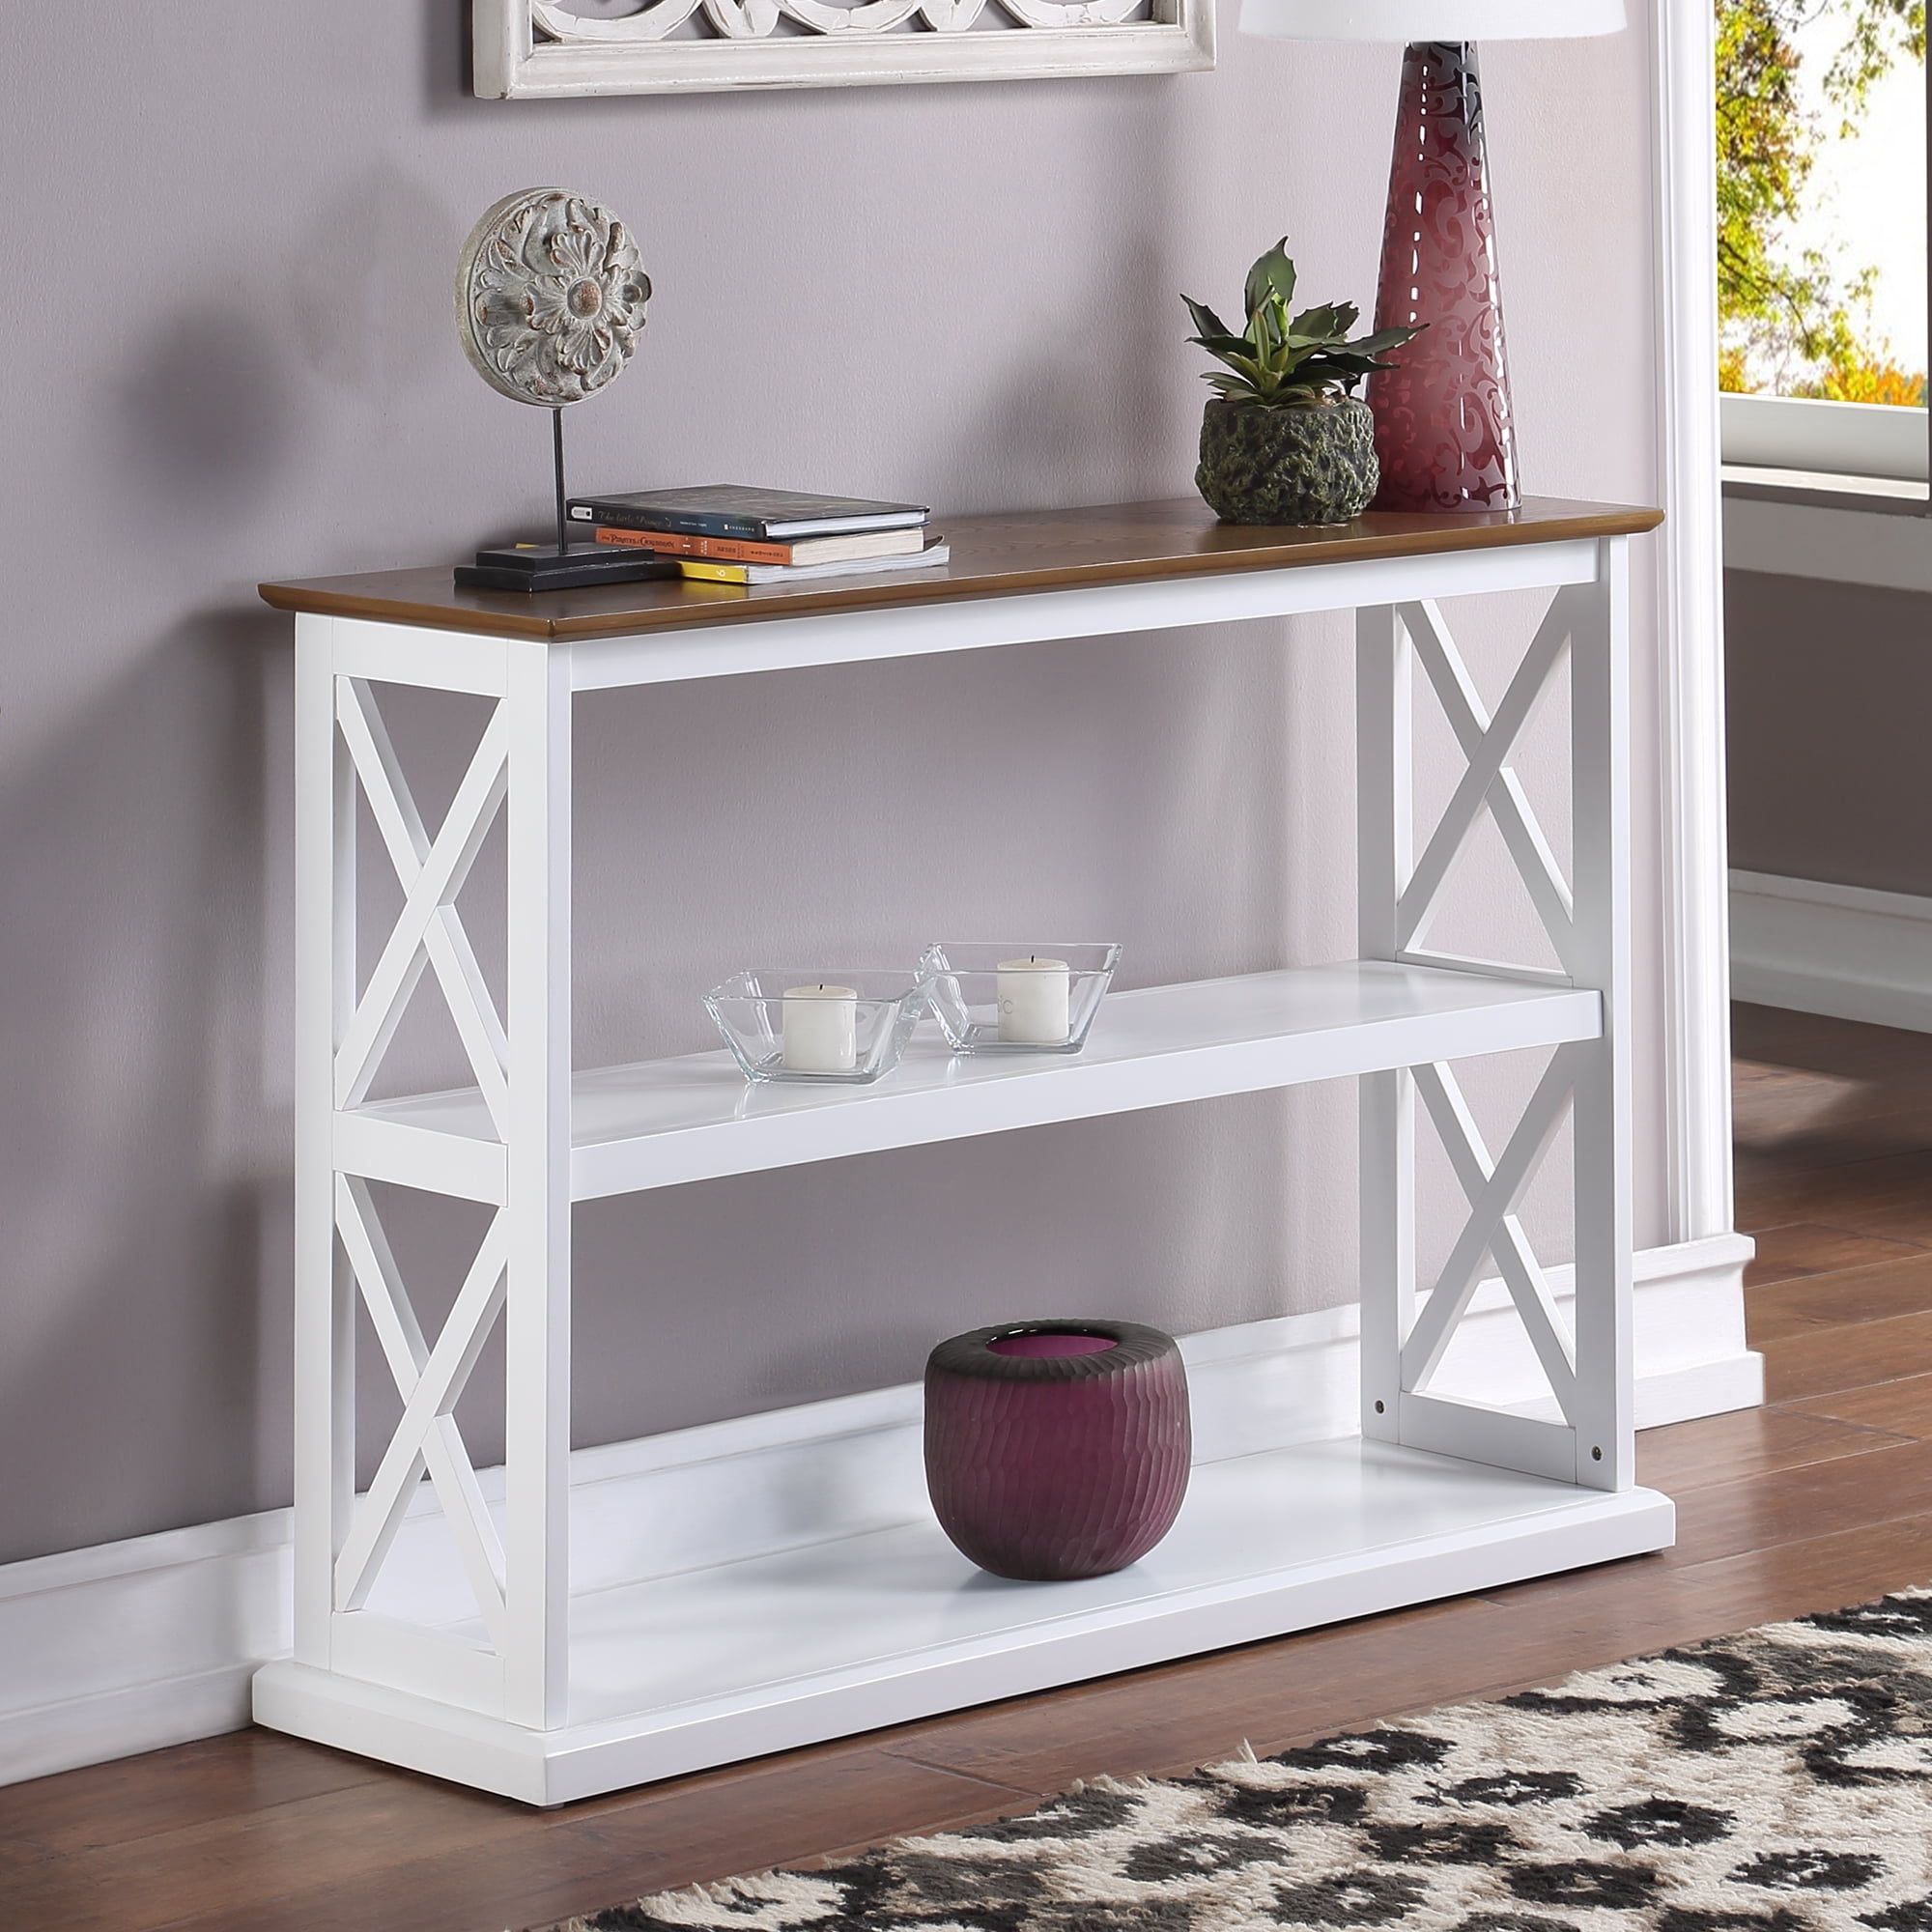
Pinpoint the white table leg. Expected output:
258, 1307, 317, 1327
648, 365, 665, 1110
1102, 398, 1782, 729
1356, 604, 1415, 1446
294, 614, 355, 1669
1569, 536, 1634, 1490
504, 639, 574, 1729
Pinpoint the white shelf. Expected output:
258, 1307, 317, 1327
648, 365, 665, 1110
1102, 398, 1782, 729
253, 1435, 1673, 1805
340, 961, 1600, 1204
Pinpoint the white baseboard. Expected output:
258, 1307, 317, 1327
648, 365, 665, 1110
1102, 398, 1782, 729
0, 1232, 1758, 1791
1731, 869, 1932, 1033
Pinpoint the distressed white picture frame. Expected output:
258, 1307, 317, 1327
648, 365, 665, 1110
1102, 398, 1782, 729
475, 0, 1215, 96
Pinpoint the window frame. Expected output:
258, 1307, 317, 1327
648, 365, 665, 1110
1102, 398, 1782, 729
1720, 393, 1930, 482
1717, 38, 1931, 486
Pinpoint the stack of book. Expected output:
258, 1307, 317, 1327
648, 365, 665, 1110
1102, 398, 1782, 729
564, 485, 946, 585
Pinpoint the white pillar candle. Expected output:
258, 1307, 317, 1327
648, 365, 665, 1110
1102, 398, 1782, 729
781, 984, 859, 1073
997, 956, 1070, 1045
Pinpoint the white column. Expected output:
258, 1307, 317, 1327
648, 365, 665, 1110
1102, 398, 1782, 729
1652, 0, 1738, 1248
503, 639, 574, 1729
294, 614, 356, 1667
1356, 604, 1414, 1446
1569, 537, 1635, 1491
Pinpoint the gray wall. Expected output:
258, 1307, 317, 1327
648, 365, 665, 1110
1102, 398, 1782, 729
0, 3, 1667, 1566
1726, 569, 1932, 895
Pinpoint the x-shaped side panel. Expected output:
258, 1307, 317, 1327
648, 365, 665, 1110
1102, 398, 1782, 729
1410, 1060, 1580, 1422
1398, 1044, 1582, 1416
1396, 596, 1577, 974
332, 1180, 510, 1640
333, 687, 510, 1128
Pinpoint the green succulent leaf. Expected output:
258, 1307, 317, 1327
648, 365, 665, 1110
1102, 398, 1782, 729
1188, 331, 1264, 359
1185, 245, 1419, 407
1243, 241, 1293, 322
1349, 325, 1423, 355
1301, 351, 1390, 374
1286, 303, 1348, 345
1181, 294, 1236, 343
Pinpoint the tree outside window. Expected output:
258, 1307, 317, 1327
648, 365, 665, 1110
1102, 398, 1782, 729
1719, 0, 1928, 405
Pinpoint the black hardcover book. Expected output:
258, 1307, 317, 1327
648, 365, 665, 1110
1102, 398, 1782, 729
567, 484, 929, 542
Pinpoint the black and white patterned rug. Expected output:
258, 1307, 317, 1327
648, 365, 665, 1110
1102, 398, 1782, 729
541, 1586, 1932, 1930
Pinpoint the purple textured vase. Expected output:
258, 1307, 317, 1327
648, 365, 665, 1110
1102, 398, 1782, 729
923, 1321, 1191, 1582
1368, 41, 1520, 513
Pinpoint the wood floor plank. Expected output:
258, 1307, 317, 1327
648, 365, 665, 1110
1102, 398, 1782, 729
1747, 1251, 1932, 1339
1747, 1291, 1860, 1346
1657, 1435, 1932, 1568
156, 1753, 1026, 1932
1634, 1402, 1907, 1492
0, 1763, 538, 1932
0, 1731, 379, 1861
0, 1835, 55, 1883
1760, 1309, 1932, 1401
1786, 1371, 1932, 1440
0, 1857, 122, 1932
1738, 1148, 1932, 1242
1736, 1105, 1932, 1183
1477, 1511, 1932, 1629
1743, 1222, 1929, 1288
0, 1719, 1035, 1932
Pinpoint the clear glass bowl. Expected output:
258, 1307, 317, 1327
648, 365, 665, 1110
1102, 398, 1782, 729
918, 942, 1122, 1056
704, 970, 929, 1085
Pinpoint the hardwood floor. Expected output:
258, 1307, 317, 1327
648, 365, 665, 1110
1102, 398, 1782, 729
6, 1002, 1932, 1932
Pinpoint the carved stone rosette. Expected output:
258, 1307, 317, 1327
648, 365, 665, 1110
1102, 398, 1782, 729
454, 187, 651, 408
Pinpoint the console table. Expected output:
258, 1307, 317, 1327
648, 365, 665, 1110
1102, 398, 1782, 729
254, 496, 1671, 1804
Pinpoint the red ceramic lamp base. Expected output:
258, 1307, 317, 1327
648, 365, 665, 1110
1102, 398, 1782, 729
1368, 41, 1520, 513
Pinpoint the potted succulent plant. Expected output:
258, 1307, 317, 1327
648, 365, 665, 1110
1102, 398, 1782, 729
1184, 242, 1422, 526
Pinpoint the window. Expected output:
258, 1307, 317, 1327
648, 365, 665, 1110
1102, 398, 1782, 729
1717, 0, 1929, 482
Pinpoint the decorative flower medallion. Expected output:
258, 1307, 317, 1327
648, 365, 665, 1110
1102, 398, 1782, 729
454, 187, 651, 408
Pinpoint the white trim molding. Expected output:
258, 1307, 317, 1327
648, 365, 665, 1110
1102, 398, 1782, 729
1651, 0, 1740, 1245
1731, 869, 1932, 1032
0, 1235, 1757, 1792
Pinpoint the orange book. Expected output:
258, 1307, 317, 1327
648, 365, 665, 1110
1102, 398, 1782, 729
593, 527, 792, 564
591, 524, 926, 567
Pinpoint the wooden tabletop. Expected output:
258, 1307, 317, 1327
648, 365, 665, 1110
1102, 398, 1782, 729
259, 496, 1662, 643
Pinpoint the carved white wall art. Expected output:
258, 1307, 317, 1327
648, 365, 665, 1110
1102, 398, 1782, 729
474, 0, 1214, 96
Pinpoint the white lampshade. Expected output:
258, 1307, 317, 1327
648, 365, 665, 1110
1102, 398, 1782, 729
1239, 0, 1624, 39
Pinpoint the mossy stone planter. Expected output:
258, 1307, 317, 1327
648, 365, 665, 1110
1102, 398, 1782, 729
1195, 396, 1378, 526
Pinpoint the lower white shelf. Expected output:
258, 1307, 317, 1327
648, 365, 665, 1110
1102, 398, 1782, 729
253, 1435, 1673, 1805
